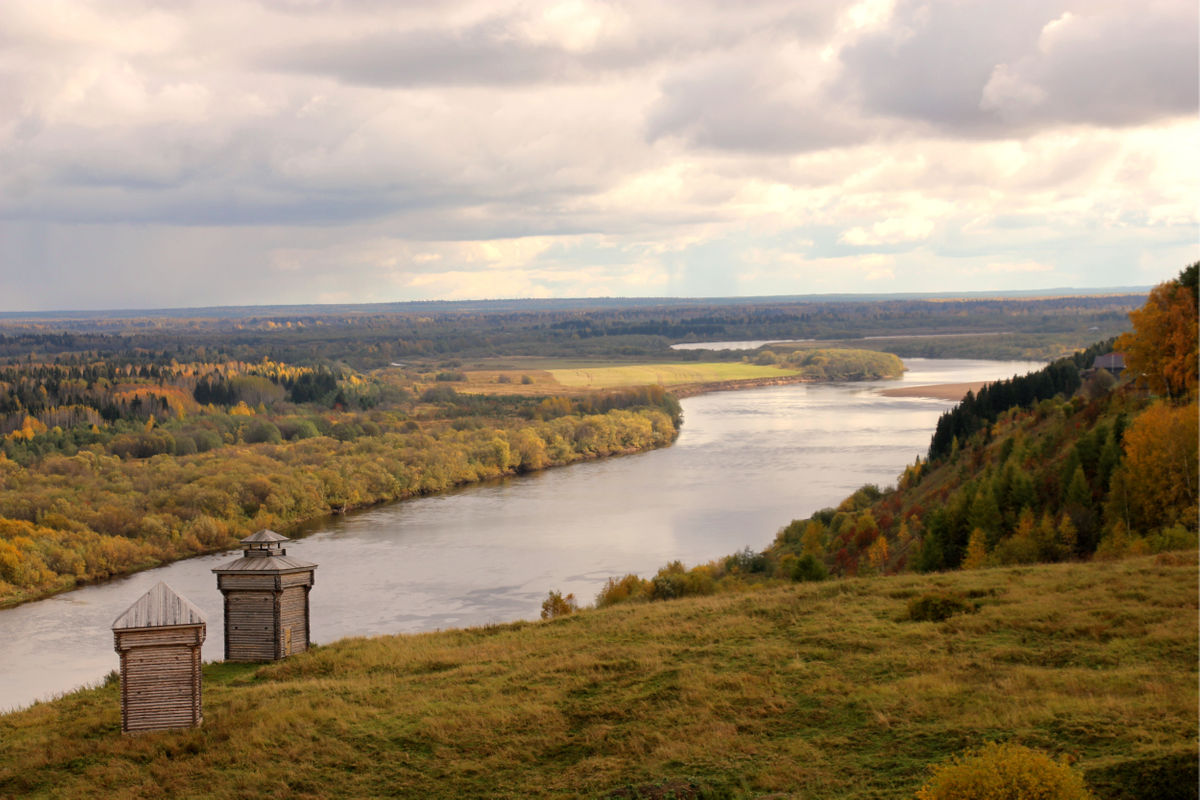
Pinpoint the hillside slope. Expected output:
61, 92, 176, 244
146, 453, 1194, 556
1, 555, 1195, 799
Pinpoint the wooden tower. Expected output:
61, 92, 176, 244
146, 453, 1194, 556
111, 582, 206, 734
212, 529, 317, 662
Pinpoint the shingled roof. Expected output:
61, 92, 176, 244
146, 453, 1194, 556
112, 582, 206, 629
241, 529, 289, 544
212, 553, 317, 574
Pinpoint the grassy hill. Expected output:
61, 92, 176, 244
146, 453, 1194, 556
1, 554, 1195, 799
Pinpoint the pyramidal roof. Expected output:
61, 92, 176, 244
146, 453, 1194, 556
213, 553, 316, 574
112, 581, 206, 630
242, 529, 289, 544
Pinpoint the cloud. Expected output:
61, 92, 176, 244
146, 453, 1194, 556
979, 4, 1199, 127
841, 0, 1197, 135
0, 0, 1194, 311
646, 48, 868, 153
840, 217, 934, 247
262, 21, 593, 88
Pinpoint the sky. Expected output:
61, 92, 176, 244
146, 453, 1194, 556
0, 0, 1196, 311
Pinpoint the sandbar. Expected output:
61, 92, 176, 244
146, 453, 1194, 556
878, 381, 987, 401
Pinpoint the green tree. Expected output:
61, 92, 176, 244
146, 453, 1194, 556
968, 483, 1002, 547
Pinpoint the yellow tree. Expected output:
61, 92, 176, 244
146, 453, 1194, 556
866, 534, 890, 572
801, 519, 827, 558
1116, 265, 1198, 399
1112, 401, 1199, 532
962, 528, 989, 570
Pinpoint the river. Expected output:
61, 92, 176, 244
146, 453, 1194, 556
0, 358, 1041, 712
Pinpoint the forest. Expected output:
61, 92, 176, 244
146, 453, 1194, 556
594, 265, 1198, 605
0, 292, 1141, 368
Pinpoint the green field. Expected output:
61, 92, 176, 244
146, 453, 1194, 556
1, 554, 1194, 799
549, 362, 801, 389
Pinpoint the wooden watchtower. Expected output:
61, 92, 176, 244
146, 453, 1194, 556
112, 582, 206, 734
212, 529, 317, 662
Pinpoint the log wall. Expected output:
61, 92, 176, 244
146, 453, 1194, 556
224, 591, 277, 661
218, 570, 314, 661
114, 625, 204, 734
279, 585, 308, 656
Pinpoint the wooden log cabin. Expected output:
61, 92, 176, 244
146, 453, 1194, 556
111, 582, 206, 734
212, 529, 317, 662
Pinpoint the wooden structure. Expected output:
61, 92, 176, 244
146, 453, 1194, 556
112, 582, 206, 734
1092, 352, 1126, 375
212, 529, 317, 662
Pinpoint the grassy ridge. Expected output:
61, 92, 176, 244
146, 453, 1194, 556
1, 554, 1194, 799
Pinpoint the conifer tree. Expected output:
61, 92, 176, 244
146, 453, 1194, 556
962, 528, 988, 569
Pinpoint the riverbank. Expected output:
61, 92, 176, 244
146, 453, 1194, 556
0, 406, 680, 611
877, 380, 988, 401
671, 373, 813, 398
1, 554, 1193, 798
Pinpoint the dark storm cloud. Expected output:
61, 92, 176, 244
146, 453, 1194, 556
840, 0, 1197, 134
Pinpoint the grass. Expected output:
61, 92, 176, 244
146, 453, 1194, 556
548, 363, 801, 390
0, 554, 1195, 799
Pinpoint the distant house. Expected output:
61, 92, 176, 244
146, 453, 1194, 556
1091, 353, 1126, 375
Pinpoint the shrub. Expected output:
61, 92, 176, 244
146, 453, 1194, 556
277, 418, 320, 441
108, 431, 175, 459
1145, 524, 1199, 554
906, 590, 973, 622
421, 386, 459, 403
192, 429, 224, 453
790, 554, 828, 582
243, 420, 283, 444
649, 562, 715, 600
596, 574, 651, 607
916, 742, 1096, 800
724, 546, 769, 574
540, 590, 578, 620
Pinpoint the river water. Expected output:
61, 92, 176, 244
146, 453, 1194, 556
0, 358, 1041, 712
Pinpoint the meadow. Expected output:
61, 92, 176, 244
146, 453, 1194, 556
1, 553, 1194, 799
548, 362, 801, 389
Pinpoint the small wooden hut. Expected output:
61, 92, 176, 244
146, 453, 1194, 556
111, 582, 206, 734
212, 529, 317, 662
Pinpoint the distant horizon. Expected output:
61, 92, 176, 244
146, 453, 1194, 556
0, 285, 1153, 320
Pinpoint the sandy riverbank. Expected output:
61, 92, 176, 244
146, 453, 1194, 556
877, 381, 987, 401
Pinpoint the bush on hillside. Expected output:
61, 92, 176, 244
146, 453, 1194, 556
540, 590, 578, 620
595, 573, 651, 607
906, 590, 973, 622
916, 742, 1096, 800
790, 554, 828, 582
